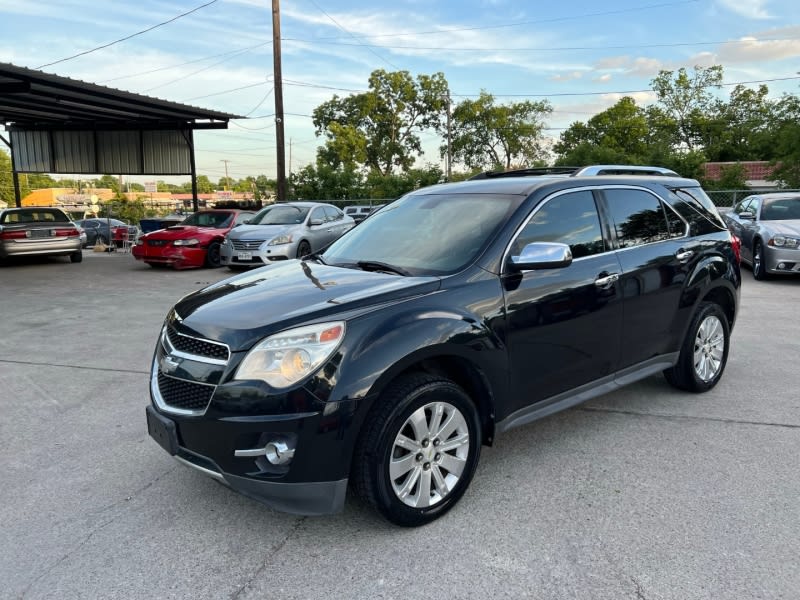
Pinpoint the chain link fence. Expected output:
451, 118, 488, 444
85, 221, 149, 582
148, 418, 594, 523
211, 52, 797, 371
706, 189, 800, 208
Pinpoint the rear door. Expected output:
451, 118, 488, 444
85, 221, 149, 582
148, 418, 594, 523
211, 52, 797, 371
502, 189, 623, 411
600, 186, 696, 369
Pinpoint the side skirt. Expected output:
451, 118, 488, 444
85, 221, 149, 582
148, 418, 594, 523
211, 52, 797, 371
495, 353, 679, 434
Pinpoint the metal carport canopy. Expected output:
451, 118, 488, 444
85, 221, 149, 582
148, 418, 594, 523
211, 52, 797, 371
0, 62, 243, 210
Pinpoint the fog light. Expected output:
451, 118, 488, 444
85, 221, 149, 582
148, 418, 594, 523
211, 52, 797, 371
778, 262, 786, 269
265, 440, 295, 465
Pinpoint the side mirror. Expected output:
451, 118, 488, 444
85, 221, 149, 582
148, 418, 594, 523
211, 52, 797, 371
309, 218, 324, 226
508, 242, 573, 272
738, 211, 755, 220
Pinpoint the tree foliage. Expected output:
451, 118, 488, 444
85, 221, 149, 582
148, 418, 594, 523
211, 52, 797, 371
447, 91, 552, 170
313, 69, 450, 176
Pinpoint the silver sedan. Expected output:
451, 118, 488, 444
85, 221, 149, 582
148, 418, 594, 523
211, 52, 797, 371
722, 193, 800, 279
220, 202, 355, 269
0, 206, 83, 263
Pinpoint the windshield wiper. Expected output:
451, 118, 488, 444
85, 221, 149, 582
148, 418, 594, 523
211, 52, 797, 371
304, 252, 327, 265
356, 260, 411, 276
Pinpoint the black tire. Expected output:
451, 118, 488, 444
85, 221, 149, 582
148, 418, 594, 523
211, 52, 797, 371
664, 302, 730, 393
70, 250, 83, 263
351, 373, 482, 527
205, 241, 222, 268
752, 240, 768, 280
147, 262, 166, 269
296, 240, 311, 259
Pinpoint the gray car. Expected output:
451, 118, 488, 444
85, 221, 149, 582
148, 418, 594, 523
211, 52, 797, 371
0, 206, 83, 263
722, 193, 800, 279
220, 202, 355, 269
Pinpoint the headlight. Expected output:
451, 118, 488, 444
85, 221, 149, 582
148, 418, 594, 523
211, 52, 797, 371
173, 238, 200, 247
771, 236, 799, 248
268, 234, 293, 246
234, 322, 345, 389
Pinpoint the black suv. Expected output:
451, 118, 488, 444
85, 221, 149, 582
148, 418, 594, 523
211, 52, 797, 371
146, 165, 741, 526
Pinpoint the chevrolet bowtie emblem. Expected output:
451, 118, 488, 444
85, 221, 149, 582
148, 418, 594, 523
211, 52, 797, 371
160, 355, 181, 374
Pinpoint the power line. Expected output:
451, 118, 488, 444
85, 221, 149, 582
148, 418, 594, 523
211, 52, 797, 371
243, 87, 275, 117
305, 0, 400, 70
283, 35, 800, 53
36, 0, 220, 69
306, 0, 700, 41
97, 41, 271, 84
182, 81, 267, 102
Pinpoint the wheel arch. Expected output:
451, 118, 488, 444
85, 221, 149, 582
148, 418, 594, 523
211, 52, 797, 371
700, 284, 736, 330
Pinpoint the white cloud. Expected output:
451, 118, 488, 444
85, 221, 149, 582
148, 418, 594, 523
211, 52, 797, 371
716, 0, 772, 19
550, 71, 585, 82
593, 74, 612, 83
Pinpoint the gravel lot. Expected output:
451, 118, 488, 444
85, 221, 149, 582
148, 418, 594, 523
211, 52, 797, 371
1, 251, 798, 600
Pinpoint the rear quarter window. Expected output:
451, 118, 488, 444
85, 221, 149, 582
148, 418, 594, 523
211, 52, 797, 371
668, 187, 727, 235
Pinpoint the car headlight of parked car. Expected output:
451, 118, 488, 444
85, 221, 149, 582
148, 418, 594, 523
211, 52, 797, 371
234, 322, 345, 389
173, 238, 200, 247
268, 234, 293, 246
770, 235, 800, 248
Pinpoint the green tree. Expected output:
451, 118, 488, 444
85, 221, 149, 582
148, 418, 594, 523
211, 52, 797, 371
705, 85, 777, 162
313, 69, 450, 175
770, 94, 800, 188
447, 91, 552, 170
94, 174, 120, 192
195, 175, 214, 194
364, 164, 443, 199
650, 65, 723, 151
0, 151, 16, 207
554, 97, 650, 165
289, 162, 365, 200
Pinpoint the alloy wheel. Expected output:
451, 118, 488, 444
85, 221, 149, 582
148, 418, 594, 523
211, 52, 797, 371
693, 315, 725, 382
389, 401, 470, 508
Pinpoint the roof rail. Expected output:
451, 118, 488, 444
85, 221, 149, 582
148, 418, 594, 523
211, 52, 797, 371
468, 167, 578, 180
467, 164, 681, 181
573, 165, 680, 177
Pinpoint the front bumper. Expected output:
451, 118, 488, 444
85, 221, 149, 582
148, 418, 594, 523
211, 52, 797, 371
133, 244, 206, 269
764, 245, 800, 275
220, 240, 295, 267
146, 403, 350, 515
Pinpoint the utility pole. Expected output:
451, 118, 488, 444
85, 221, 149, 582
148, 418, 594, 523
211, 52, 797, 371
220, 159, 231, 190
289, 138, 292, 177
272, 0, 287, 203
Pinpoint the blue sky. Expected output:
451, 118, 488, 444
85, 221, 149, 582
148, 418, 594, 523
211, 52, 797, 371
1, 0, 799, 183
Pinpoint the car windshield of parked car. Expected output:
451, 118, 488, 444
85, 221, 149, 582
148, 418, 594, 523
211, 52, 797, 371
181, 212, 234, 228
1, 209, 69, 224
322, 193, 520, 276
251, 205, 310, 225
761, 197, 800, 220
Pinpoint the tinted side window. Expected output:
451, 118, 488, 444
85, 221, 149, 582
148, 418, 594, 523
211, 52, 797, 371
669, 188, 727, 235
511, 190, 605, 259
605, 189, 670, 248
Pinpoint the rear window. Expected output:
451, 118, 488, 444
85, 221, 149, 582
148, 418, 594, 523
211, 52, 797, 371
668, 187, 727, 235
1, 209, 70, 224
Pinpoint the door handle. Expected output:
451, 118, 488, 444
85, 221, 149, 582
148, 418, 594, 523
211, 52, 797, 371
675, 249, 695, 263
595, 273, 619, 287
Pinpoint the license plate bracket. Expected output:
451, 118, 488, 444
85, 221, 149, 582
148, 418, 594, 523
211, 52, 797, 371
146, 405, 179, 455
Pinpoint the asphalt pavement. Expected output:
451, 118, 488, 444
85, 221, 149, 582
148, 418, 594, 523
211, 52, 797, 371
0, 251, 798, 599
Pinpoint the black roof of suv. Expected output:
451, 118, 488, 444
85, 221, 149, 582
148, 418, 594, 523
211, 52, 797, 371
146, 164, 741, 526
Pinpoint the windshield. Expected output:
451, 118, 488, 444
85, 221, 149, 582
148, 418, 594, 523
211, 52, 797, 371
322, 192, 520, 275
181, 212, 234, 228
761, 197, 800, 220
251, 205, 309, 225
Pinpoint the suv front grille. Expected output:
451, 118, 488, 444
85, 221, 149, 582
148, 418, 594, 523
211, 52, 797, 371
166, 324, 229, 361
231, 239, 265, 251
157, 372, 215, 411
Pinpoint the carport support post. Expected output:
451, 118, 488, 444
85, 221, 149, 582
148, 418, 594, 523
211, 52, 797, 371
183, 129, 199, 213
0, 133, 20, 207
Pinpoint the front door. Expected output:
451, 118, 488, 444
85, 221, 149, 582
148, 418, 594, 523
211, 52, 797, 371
502, 189, 623, 414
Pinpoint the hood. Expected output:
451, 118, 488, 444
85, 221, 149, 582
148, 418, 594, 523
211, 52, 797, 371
226, 223, 297, 241
173, 260, 440, 350
145, 225, 222, 240
763, 219, 800, 236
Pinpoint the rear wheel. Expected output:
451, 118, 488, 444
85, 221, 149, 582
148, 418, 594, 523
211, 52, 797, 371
205, 242, 222, 268
352, 373, 481, 526
70, 250, 83, 263
752, 240, 768, 280
296, 240, 311, 258
664, 302, 729, 393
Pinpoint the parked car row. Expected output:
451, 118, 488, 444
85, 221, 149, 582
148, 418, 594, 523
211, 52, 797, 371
0, 207, 83, 263
74, 218, 139, 248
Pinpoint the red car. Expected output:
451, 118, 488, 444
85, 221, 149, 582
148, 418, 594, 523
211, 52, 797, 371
133, 209, 255, 269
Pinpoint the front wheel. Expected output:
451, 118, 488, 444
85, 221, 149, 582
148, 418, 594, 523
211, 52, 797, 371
752, 240, 768, 280
205, 242, 222, 268
664, 302, 730, 393
351, 373, 481, 527
296, 240, 311, 258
